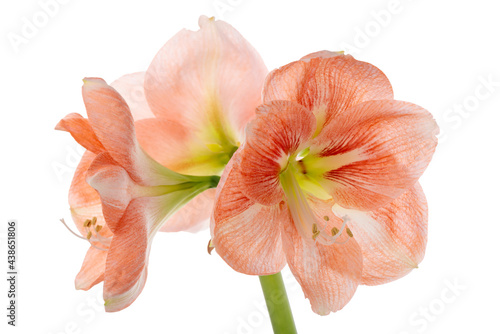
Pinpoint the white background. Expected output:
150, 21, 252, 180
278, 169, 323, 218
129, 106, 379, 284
1, 0, 499, 333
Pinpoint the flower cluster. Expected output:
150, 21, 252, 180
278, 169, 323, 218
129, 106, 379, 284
57, 16, 438, 316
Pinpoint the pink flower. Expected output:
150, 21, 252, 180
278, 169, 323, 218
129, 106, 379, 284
210, 51, 439, 315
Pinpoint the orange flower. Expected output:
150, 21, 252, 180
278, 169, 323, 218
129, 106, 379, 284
211, 52, 439, 315
56, 16, 267, 311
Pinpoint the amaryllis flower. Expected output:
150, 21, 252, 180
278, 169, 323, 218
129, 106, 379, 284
211, 52, 439, 315
56, 16, 267, 311
57, 78, 219, 311
111, 15, 267, 233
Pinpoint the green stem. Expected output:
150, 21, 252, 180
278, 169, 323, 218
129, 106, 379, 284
259, 272, 297, 334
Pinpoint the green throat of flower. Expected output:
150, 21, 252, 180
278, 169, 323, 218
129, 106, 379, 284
279, 151, 353, 246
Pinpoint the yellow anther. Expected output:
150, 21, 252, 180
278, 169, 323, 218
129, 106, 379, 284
346, 227, 353, 238
207, 239, 215, 255
86, 231, 92, 240
312, 223, 321, 240
83, 219, 92, 228
91, 217, 97, 225
95, 225, 103, 233
331, 227, 339, 236
323, 216, 329, 221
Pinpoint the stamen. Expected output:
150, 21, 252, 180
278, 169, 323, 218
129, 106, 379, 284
346, 227, 353, 238
59, 219, 87, 240
207, 239, 215, 255
59, 217, 111, 252
331, 227, 339, 236
312, 224, 321, 240
324, 216, 330, 221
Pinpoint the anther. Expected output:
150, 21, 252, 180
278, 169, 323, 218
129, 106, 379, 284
331, 227, 339, 236
83, 219, 92, 228
207, 239, 215, 255
91, 217, 97, 225
346, 227, 353, 238
95, 225, 103, 233
312, 223, 321, 240
86, 231, 92, 240
324, 216, 329, 221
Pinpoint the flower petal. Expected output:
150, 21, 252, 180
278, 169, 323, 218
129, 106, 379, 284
110, 72, 155, 121
310, 99, 438, 211
160, 189, 215, 233
86, 152, 135, 233
135, 117, 220, 176
263, 54, 393, 128
82, 77, 189, 187
68, 150, 110, 236
75, 247, 107, 291
103, 197, 149, 312
332, 183, 428, 285
281, 202, 363, 315
211, 154, 286, 275
55, 113, 105, 154
240, 101, 316, 205
144, 15, 267, 137
300, 50, 345, 61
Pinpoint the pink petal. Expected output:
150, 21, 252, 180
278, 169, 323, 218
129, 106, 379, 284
160, 189, 215, 233
144, 16, 267, 136
82, 77, 185, 187
281, 199, 363, 315
75, 247, 107, 290
68, 150, 110, 237
211, 154, 286, 275
110, 72, 155, 121
312, 99, 438, 211
300, 50, 345, 61
55, 113, 105, 154
333, 183, 428, 285
263, 54, 393, 129
135, 117, 204, 175
239, 101, 316, 205
103, 197, 149, 312
86, 152, 134, 233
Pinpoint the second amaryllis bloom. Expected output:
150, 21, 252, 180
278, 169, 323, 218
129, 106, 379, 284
57, 78, 219, 311
211, 52, 439, 315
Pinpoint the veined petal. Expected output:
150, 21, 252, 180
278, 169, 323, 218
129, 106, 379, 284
333, 183, 428, 285
75, 247, 107, 291
68, 150, 109, 237
240, 101, 316, 205
144, 15, 267, 138
86, 152, 135, 233
211, 154, 286, 275
55, 113, 105, 154
135, 118, 226, 176
281, 205, 362, 315
82, 77, 192, 187
110, 72, 155, 121
263, 54, 393, 129
160, 189, 215, 233
103, 198, 149, 312
309, 100, 438, 211
300, 50, 345, 61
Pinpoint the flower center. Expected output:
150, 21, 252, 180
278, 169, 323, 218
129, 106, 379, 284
279, 164, 353, 246
59, 217, 112, 251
